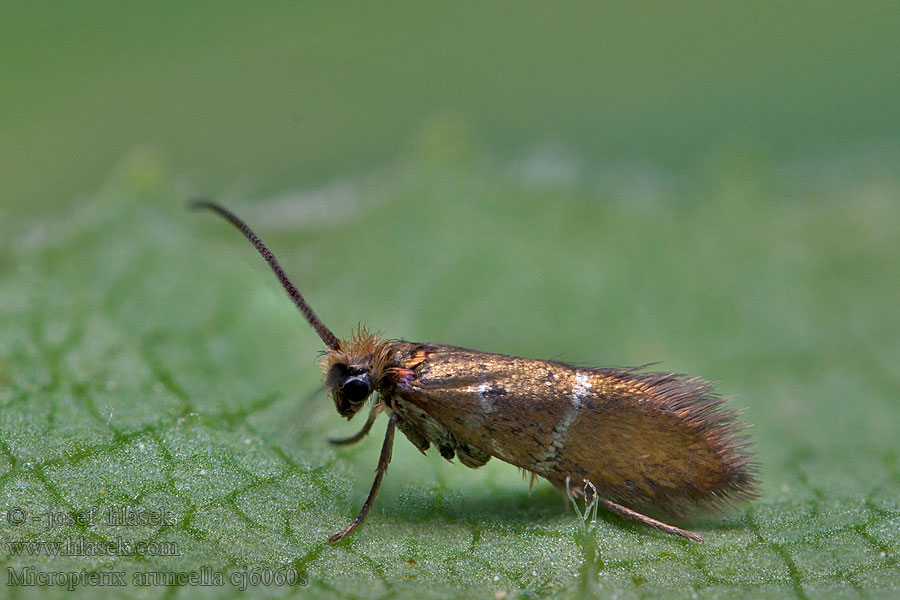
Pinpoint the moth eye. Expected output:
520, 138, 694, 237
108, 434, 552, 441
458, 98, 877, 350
341, 376, 371, 405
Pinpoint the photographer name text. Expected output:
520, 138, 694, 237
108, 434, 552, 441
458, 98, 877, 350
6, 506, 174, 530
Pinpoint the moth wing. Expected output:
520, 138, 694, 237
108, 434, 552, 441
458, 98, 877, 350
393, 344, 757, 516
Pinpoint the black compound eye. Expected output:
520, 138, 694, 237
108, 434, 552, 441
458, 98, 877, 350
341, 376, 371, 404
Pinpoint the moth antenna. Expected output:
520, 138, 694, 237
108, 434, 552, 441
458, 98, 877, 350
190, 199, 341, 351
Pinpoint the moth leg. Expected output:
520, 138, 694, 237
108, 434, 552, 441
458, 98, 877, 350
593, 495, 705, 543
567, 478, 704, 542
327, 413, 398, 543
328, 403, 382, 446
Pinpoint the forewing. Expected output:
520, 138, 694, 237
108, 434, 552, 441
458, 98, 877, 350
393, 343, 757, 516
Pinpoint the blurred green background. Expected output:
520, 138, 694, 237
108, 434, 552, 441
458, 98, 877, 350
2, 2, 899, 598
4, 2, 900, 216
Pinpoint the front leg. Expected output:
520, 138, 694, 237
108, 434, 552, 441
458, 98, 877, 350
327, 412, 398, 542
329, 402, 382, 446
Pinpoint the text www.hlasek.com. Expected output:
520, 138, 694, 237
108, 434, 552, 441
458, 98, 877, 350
3, 538, 179, 557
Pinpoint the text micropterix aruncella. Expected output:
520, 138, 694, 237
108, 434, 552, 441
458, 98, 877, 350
191, 200, 758, 543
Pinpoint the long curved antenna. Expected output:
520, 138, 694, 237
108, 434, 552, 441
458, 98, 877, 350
191, 199, 341, 351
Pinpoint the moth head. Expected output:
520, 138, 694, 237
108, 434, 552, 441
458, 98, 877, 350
320, 327, 384, 419
325, 361, 374, 418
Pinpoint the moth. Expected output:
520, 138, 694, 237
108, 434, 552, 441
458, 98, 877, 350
192, 200, 758, 543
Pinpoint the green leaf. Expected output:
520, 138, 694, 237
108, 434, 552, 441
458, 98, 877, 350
1, 147, 899, 598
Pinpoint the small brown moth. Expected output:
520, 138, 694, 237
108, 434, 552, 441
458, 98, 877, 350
192, 200, 758, 543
